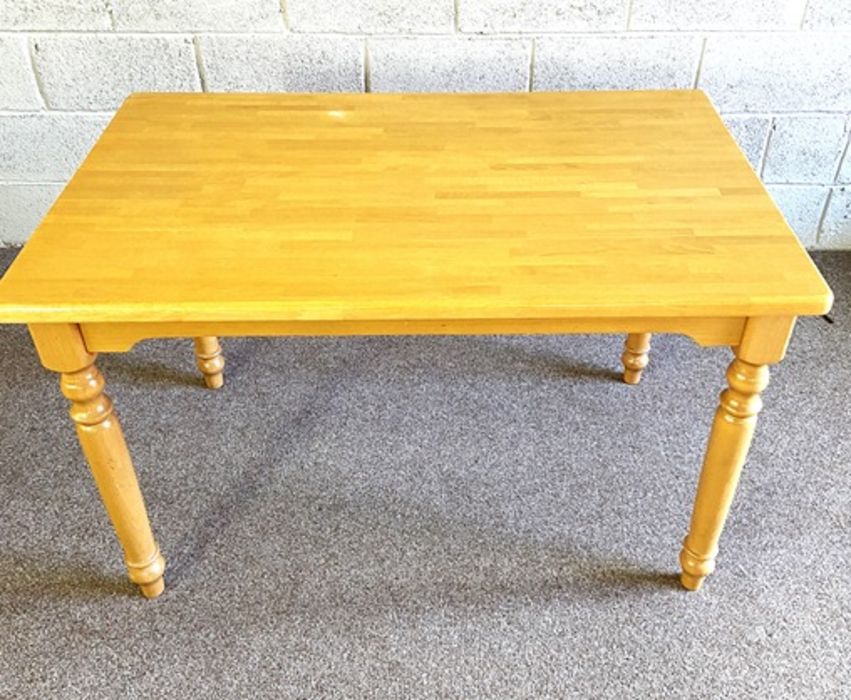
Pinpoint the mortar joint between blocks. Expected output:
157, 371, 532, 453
25, 38, 49, 110
279, 1, 291, 31
758, 118, 776, 179
363, 40, 371, 92
528, 39, 535, 91
692, 36, 707, 89
191, 36, 208, 92
814, 188, 833, 245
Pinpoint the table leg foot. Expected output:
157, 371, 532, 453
679, 539, 714, 590
127, 547, 166, 598
139, 578, 165, 599
679, 572, 704, 591
679, 354, 769, 591
622, 333, 651, 384
194, 336, 225, 389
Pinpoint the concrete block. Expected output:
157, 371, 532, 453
630, 0, 803, 29
288, 0, 453, 33
803, 1, 851, 29
460, 0, 625, 32
766, 185, 828, 248
0, 114, 109, 181
534, 34, 701, 91
0, 0, 110, 30
369, 38, 530, 93
200, 35, 364, 92
0, 36, 42, 110
700, 33, 851, 112
721, 116, 770, 171
112, 0, 282, 31
32, 34, 201, 111
818, 187, 851, 249
0, 183, 63, 245
763, 116, 847, 184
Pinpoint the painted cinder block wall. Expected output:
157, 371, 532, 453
1, 1, 850, 248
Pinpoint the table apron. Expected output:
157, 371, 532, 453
79, 316, 747, 353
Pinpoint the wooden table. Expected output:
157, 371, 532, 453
0, 91, 832, 598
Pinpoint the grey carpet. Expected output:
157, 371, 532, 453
0, 247, 849, 698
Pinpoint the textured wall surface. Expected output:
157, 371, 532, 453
1, 0, 849, 248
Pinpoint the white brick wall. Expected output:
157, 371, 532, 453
0, 0, 849, 248
200, 35, 364, 92
721, 116, 771, 169
289, 0, 454, 33
0, 36, 42, 109
111, 0, 282, 32
32, 35, 200, 110
369, 38, 530, 92
534, 34, 702, 91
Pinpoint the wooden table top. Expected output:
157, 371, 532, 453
0, 90, 832, 324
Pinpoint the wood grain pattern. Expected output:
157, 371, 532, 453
29, 324, 165, 598
0, 91, 832, 326
736, 315, 797, 364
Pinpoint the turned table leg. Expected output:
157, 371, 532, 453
680, 317, 795, 591
622, 333, 651, 384
29, 324, 166, 599
679, 355, 768, 590
194, 336, 225, 389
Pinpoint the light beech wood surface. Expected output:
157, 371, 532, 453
0, 91, 832, 325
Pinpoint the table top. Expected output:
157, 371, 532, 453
0, 90, 832, 324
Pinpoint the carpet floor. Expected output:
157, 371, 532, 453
0, 248, 849, 698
